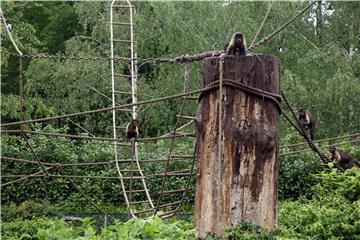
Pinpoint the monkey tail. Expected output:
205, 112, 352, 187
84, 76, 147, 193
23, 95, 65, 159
131, 138, 135, 157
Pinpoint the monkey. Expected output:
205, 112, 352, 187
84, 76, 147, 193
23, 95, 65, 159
126, 119, 139, 159
125, 119, 138, 140
328, 145, 360, 170
226, 32, 247, 56
297, 108, 316, 140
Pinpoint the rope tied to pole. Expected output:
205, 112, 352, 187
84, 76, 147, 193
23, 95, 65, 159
198, 79, 282, 114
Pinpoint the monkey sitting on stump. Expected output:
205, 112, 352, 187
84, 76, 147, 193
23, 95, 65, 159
297, 108, 316, 140
226, 32, 247, 56
329, 145, 360, 170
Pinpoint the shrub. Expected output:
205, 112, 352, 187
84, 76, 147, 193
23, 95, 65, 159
278, 168, 360, 240
1, 217, 197, 240
279, 152, 323, 199
1, 200, 59, 221
223, 221, 277, 240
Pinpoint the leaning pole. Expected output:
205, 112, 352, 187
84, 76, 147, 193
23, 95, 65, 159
194, 54, 281, 238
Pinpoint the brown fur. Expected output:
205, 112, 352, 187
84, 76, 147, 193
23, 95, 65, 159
126, 119, 139, 139
298, 108, 316, 140
226, 32, 247, 56
329, 145, 358, 170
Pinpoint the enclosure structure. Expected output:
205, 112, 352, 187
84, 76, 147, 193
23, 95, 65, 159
1, 0, 327, 224
194, 55, 281, 237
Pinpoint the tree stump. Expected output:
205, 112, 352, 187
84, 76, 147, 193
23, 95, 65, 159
194, 55, 280, 238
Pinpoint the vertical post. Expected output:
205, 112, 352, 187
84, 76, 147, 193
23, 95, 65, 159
194, 55, 280, 238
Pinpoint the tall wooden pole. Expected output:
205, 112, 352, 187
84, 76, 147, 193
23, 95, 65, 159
194, 55, 280, 238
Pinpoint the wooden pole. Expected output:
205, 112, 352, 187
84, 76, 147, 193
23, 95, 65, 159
194, 55, 280, 238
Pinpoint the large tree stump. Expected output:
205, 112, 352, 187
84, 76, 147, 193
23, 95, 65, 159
194, 55, 280, 238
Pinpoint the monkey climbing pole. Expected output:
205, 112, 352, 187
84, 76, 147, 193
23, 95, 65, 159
194, 55, 281, 238
110, 0, 154, 217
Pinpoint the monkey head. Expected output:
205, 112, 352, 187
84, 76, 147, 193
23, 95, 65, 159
329, 145, 338, 164
329, 145, 336, 154
226, 32, 247, 56
130, 119, 137, 126
234, 32, 245, 47
298, 108, 306, 119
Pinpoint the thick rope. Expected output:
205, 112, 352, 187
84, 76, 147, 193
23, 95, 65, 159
218, 55, 224, 171
2, 1, 315, 66
20, 132, 51, 177
1, 156, 194, 167
281, 133, 360, 149
199, 79, 282, 113
160, 143, 197, 219
1, 167, 53, 187
1, 174, 137, 179
280, 139, 360, 156
17, 54, 50, 178
1, 156, 113, 167
128, 138, 135, 213
19, 57, 24, 126
2, 49, 128, 62
0, 9, 23, 56
1, 130, 194, 143
140, 0, 316, 65
1, 89, 204, 127
249, 1, 316, 49
56, 164, 114, 219
281, 90, 330, 164
155, 62, 192, 215
249, 0, 276, 48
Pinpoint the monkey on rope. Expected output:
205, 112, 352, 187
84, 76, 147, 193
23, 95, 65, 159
329, 145, 360, 170
226, 32, 247, 56
125, 119, 139, 156
297, 108, 316, 140
126, 119, 138, 140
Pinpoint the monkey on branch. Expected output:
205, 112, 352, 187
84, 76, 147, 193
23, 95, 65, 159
329, 145, 360, 170
297, 108, 316, 140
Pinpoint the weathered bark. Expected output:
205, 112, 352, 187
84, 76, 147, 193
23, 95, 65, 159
194, 55, 280, 238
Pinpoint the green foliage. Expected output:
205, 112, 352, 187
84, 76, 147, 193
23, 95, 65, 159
313, 167, 360, 202
1, 127, 195, 209
2, 170, 360, 239
1, 218, 75, 240
1, 94, 55, 123
278, 142, 360, 199
279, 151, 323, 199
281, 47, 360, 137
1, 126, 121, 205
278, 168, 360, 240
1, 201, 59, 222
1, 217, 197, 240
279, 198, 360, 239
223, 221, 277, 240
